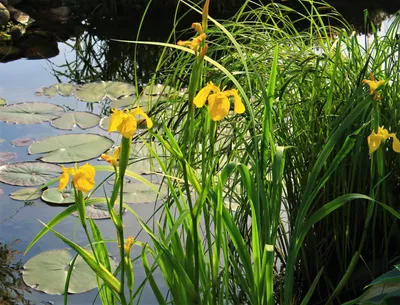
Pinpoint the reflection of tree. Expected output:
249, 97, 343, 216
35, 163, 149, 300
52, 26, 174, 86
0, 241, 32, 305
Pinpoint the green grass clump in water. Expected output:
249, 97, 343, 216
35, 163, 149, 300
133, 1, 400, 304
27, 0, 400, 304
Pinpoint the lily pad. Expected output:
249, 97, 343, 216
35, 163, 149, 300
0, 152, 17, 165
0, 98, 6, 106
51, 112, 100, 130
0, 162, 61, 186
121, 182, 167, 204
72, 202, 125, 219
0, 102, 64, 124
74, 82, 106, 103
23, 249, 116, 294
109, 95, 137, 109
28, 134, 114, 163
42, 85, 59, 98
99, 116, 110, 131
10, 187, 41, 201
105, 81, 136, 100
12, 137, 34, 147
41, 188, 82, 205
57, 83, 76, 97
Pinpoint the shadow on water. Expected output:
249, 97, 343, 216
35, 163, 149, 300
0, 240, 32, 305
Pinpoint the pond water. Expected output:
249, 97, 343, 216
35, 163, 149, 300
0, 42, 166, 304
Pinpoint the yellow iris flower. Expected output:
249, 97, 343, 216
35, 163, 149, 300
108, 107, 153, 139
101, 146, 121, 167
362, 73, 385, 99
194, 81, 245, 121
177, 33, 206, 53
367, 126, 400, 154
58, 163, 96, 193
124, 236, 134, 255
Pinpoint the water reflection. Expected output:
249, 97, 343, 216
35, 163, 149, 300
0, 241, 32, 305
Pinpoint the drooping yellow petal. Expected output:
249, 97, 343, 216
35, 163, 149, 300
130, 107, 153, 129
194, 85, 213, 108
58, 171, 70, 191
208, 93, 230, 121
118, 114, 137, 139
108, 109, 125, 133
177, 33, 206, 53
392, 135, 400, 153
225, 89, 245, 114
368, 130, 382, 154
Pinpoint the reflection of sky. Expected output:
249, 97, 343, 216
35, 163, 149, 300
0, 43, 76, 102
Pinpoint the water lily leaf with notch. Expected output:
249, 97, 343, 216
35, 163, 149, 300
42, 188, 84, 205
74, 82, 106, 103
99, 116, 111, 131
0, 102, 64, 124
0, 152, 17, 165
51, 112, 100, 130
0, 162, 61, 186
72, 201, 125, 219
23, 249, 116, 294
10, 187, 41, 201
127, 142, 167, 174
0, 98, 6, 106
28, 134, 114, 163
105, 81, 136, 100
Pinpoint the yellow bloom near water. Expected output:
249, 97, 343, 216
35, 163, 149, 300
194, 81, 245, 121
101, 146, 121, 167
362, 73, 385, 98
177, 33, 206, 53
367, 126, 400, 154
108, 107, 153, 139
58, 163, 96, 193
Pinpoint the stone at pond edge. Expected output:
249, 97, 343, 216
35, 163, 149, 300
0, 3, 10, 26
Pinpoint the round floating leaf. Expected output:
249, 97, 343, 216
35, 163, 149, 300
105, 81, 136, 100
99, 116, 110, 131
0, 98, 6, 106
74, 82, 106, 103
12, 137, 34, 147
110, 95, 137, 109
57, 83, 76, 97
51, 112, 100, 130
0, 162, 61, 186
28, 134, 114, 163
23, 249, 116, 294
0, 102, 64, 124
72, 201, 124, 219
42, 85, 59, 98
10, 187, 41, 201
41, 188, 83, 205
0, 152, 17, 165
121, 182, 167, 204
